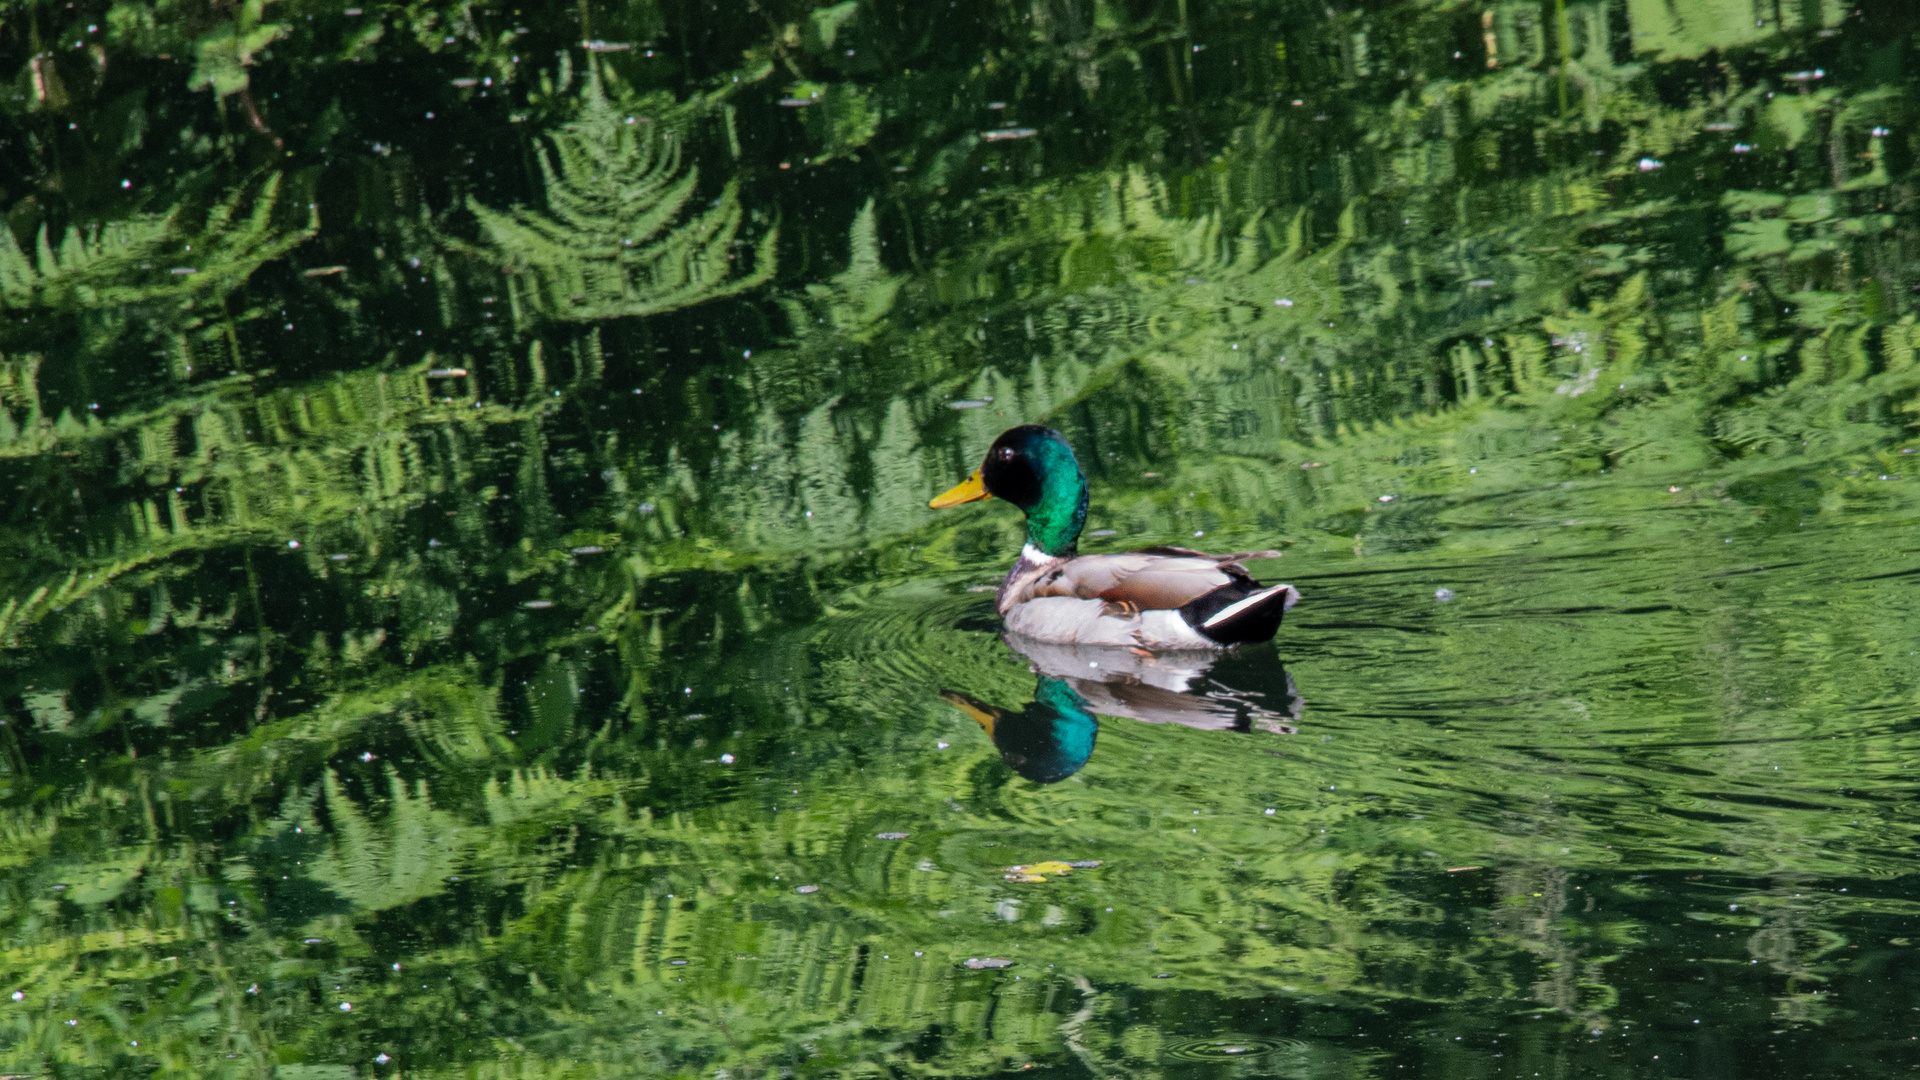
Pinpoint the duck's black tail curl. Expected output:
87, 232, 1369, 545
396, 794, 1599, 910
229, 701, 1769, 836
1181, 582, 1301, 645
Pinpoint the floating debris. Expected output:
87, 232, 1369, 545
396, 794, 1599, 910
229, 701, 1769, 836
570, 545, 606, 554
966, 584, 996, 592
1154, 973, 1175, 978
523, 600, 554, 609
1067, 860, 1102, 869
982, 128, 1038, 141
1637, 157, 1663, 172
668, 959, 688, 966
1087, 528, 1117, 538
169, 267, 197, 275
303, 265, 348, 277
795, 884, 819, 894
986, 101, 1007, 109
583, 40, 632, 52
964, 957, 1014, 969
1703, 122, 1737, 132
1445, 866, 1483, 873
876, 831, 910, 840
1004, 860, 1077, 882
1468, 279, 1495, 287
425, 368, 468, 378
1378, 494, 1397, 503
1273, 297, 1294, 306
1873, 126, 1893, 137
450, 78, 479, 88
1434, 588, 1455, 602
1300, 462, 1324, 469
778, 97, 818, 107
719, 753, 735, 764
1733, 143, 1754, 153
1783, 68, 1825, 82
949, 399, 992, 409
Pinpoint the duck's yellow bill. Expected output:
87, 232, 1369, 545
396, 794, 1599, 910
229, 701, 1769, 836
930, 469, 991, 509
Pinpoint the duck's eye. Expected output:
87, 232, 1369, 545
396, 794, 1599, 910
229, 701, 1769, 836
997, 447, 1016, 460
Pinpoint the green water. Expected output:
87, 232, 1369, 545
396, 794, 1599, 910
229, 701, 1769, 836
2, 0, 1920, 1075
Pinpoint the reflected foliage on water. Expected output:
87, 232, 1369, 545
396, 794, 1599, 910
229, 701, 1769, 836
2, 0, 1920, 1076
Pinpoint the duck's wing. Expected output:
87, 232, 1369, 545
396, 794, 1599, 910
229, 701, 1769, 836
1028, 552, 1252, 611
1133, 546, 1283, 577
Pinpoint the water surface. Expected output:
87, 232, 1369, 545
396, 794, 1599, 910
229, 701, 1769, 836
2, 0, 1920, 1076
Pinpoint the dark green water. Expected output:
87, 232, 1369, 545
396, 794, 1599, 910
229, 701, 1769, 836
3, 0, 1920, 1076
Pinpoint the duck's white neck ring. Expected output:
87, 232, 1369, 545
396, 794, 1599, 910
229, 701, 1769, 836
1019, 543, 1060, 567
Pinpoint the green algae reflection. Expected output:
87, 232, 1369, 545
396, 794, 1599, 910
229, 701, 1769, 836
1, 0, 1919, 1077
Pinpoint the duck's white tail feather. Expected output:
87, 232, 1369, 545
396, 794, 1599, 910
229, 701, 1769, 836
1202, 583, 1300, 628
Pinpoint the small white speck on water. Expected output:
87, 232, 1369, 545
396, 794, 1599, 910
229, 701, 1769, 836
1435, 588, 1455, 602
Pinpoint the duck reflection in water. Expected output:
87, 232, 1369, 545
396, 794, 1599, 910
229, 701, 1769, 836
941, 636, 1302, 784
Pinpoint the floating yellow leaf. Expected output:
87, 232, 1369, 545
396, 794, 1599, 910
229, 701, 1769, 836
1004, 860, 1076, 880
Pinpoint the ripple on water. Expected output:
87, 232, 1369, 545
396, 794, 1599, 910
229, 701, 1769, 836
1162, 1036, 1308, 1061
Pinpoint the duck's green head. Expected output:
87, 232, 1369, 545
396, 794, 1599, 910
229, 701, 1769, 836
930, 425, 1089, 557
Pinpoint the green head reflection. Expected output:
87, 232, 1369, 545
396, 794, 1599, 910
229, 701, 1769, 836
941, 676, 1099, 784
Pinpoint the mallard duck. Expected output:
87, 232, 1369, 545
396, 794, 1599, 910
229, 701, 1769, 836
930, 425, 1299, 649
